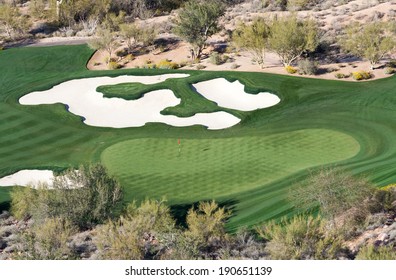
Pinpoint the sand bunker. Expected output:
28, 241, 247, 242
19, 74, 241, 130
0, 170, 54, 187
193, 78, 280, 111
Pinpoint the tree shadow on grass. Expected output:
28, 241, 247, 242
0, 201, 10, 213
170, 199, 239, 229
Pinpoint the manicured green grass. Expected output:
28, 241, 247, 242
1, 45, 396, 230
102, 129, 359, 203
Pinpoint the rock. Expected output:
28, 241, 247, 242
3, 244, 15, 253
377, 233, 389, 242
69, 231, 96, 259
0, 239, 7, 250
0, 211, 10, 220
388, 229, 396, 241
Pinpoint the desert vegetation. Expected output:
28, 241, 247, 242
1, 0, 396, 77
1, 167, 396, 260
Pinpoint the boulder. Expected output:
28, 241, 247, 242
376, 233, 389, 242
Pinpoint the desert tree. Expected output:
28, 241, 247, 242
268, 14, 319, 67
56, 0, 111, 26
340, 21, 396, 70
233, 17, 271, 69
29, 0, 47, 19
10, 164, 123, 229
184, 200, 231, 258
119, 23, 140, 53
289, 168, 375, 224
120, 22, 157, 53
88, 28, 119, 64
173, 0, 225, 61
256, 215, 345, 260
95, 199, 176, 260
0, 3, 30, 40
18, 217, 77, 260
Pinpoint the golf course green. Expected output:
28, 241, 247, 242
1, 44, 396, 230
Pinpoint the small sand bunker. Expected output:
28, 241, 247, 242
0, 170, 54, 187
193, 78, 280, 111
20, 74, 240, 130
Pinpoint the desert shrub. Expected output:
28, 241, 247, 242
285, 65, 297, 74
142, 63, 157, 69
185, 201, 230, 245
386, 60, 396, 68
179, 60, 188, 67
384, 67, 395, 75
196, 64, 206, 70
209, 52, 221, 65
297, 59, 319, 75
327, 67, 339, 72
108, 61, 122, 70
19, 218, 77, 260
10, 186, 38, 220
356, 245, 396, 260
115, 49, 128, 58
257, 215, 345, 260
125, 54, 135, 62
334, 72, 346, 79
218, 228, 267, 260
209, 52, 228, 65
352, 70, 372, 80
290, 168, 375, 225
369, 186, 396, 212
161, 201, 231, 260
157, 60, 179, 69
193, 57, 201, 64
287, 0, 315, 11
230, 63, 239, 69
10, 164, 123, 229
95, 199, 176, 260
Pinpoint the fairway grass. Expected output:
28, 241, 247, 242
2, 45, 396, 230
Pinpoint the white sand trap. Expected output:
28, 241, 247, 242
20, 74, 240, 130
193, 78, 280, 111
0, 170, 54, 187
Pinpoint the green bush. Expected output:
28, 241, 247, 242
297, 59, 319, 75
10, 164, 123, 229
108, 61, 122, 70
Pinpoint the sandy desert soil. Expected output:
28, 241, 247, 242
83, 0, 396, 81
